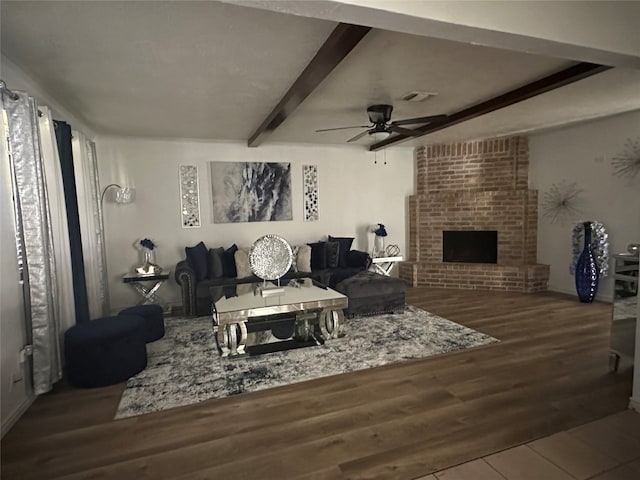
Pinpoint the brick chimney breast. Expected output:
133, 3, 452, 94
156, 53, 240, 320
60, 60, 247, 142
402, 136, 549, 292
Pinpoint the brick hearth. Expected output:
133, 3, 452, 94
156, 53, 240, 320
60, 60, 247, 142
400, 136, 549, 292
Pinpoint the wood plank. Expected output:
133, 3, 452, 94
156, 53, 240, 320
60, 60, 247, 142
247, 23, 371, 147
0, 288, 631, 480
370, 62, 612, 151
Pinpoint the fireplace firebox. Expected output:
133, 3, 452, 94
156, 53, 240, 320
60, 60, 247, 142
443, 230, 498, 264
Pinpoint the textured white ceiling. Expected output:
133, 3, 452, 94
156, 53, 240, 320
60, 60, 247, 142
2, 0, 639, 149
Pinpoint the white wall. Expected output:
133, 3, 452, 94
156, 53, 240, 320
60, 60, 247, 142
96, 136, 414, 312
529, 110, 640, 301
246, 0, 640, 68
336, 0, 640, 58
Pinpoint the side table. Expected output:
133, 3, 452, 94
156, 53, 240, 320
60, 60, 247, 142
370, 256, 403, 276
613, 253, 639, 295
122, 271, 172, 315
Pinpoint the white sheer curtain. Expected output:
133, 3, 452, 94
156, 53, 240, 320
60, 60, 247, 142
2, 91, 62, 394
72, 130, 108, 318
38, 107, 76, 337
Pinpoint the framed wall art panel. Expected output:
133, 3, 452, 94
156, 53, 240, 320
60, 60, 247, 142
179, 165, 201, 228
303, 164, 318, 222
209, 162, 292, 223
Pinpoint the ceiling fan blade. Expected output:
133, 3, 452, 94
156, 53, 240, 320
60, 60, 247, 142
388, 125, 423, 136
346, 130, 371, 142
315, 125, 371, 133
390, 114, 447, 126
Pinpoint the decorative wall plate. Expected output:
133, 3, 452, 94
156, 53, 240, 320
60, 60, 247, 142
249, 234, 293, 280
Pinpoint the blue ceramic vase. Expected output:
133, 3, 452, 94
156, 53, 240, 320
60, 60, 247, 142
575, 222, 600, 303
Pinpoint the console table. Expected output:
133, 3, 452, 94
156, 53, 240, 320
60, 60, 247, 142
371, 256, 403, 276
122, 271, 172, 315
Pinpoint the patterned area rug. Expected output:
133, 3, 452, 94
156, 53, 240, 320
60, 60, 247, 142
115, 305, 498, 419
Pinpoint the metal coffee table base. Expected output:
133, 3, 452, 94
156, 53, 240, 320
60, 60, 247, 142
214, 307, 345, 357
216, 321, 248, 357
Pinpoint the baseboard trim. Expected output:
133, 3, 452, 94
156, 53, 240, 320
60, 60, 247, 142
547, 286, 614, 303
1, 394, 35, 438
629, 397, 640, 413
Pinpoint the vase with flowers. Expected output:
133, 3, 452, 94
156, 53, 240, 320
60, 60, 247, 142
370, 223, 388, 257
136, 238, 162, 275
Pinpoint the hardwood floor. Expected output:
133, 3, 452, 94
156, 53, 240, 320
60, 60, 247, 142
1, 288, 633, 480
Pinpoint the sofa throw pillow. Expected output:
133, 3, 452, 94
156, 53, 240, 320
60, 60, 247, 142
290, 246, 299, 272
308, 242, 327, 270
208, 247, 225, 279
234, 248, 252, 278
222, 244, 238, 278
328, 236, 354, 268
296, 245, 312, 273
185, 241, 208, 281
326, 241, 340, 269
347, 249, 370, 268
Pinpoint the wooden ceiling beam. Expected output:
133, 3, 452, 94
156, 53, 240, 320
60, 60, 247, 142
248, 23, 371, 148
369, 62, 612, 151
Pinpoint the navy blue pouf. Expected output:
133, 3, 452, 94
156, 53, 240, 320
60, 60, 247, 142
64, 315, 147, 388
118, 304, 165, 342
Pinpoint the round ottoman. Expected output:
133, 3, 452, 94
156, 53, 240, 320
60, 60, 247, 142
64, 315, 147, 388
335, 270, 406, 317
118, 304, 165, 342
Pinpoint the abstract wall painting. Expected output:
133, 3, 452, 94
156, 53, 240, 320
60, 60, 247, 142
179, 165, 201, 228
209, 162, 292, 223
303, 164, 319, 222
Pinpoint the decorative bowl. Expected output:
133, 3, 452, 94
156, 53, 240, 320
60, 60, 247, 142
249, 234, 293, 280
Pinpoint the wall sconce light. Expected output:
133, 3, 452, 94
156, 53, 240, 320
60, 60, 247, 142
101, 183, 135, 204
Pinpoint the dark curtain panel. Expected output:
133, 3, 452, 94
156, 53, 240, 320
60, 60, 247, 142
54, 120, 90, 324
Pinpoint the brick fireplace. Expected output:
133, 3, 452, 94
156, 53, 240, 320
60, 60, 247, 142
399, 136, 549, 292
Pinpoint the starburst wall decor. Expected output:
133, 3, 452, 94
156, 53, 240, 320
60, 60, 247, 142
611, 137, 640, 179
541, 180, 583, 225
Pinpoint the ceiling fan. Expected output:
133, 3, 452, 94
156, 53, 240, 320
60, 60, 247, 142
315, 104, 447, 143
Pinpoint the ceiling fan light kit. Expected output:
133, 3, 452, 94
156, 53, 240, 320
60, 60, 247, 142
316, 103, 447, 144
371, 131, 391, 142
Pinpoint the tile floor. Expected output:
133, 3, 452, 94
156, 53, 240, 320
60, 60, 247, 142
418, 409, 640, 480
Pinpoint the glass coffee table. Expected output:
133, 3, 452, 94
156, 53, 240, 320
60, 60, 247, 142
211, 278, 348, 357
